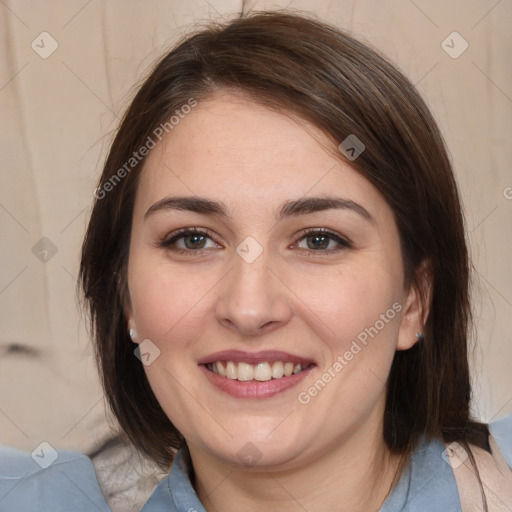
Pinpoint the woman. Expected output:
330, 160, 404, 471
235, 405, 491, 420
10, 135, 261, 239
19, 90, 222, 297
1, 11, 511, 512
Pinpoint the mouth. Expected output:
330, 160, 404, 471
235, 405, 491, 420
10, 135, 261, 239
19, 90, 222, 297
198, 350, 316, 398
204, 360, 312, 381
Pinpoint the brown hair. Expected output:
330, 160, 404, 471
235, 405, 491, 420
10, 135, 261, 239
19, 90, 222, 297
80, 11, 489, 476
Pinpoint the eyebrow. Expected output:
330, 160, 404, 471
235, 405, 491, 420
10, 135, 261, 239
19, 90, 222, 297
144, 195, 374, 223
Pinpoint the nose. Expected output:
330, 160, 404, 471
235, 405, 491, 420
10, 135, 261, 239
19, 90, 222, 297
215, 252, 292, 337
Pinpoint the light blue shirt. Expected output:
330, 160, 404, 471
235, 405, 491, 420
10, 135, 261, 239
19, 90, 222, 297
1, 415, 511, 511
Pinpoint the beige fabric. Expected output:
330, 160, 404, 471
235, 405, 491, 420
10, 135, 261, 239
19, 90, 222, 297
448, 436, 512, 511
0, 0, 242, 454
89, 437, 168, 512
0, 2, 511, 507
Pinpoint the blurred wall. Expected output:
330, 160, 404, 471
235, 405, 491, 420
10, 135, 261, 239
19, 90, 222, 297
0, 0, 511, 456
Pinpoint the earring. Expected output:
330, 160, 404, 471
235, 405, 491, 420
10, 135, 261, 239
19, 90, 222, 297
416, 332, 423, 342
129, 328, 137, 340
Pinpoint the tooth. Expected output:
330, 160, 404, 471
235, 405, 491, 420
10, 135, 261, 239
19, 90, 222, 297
216, 362, 226, 377
226, 361, 238, 379
271, 361, 284, 379
216, 360, 306, 380
283, 362, 294, 377
237, 362, 254, 381
254, 362, 272, 381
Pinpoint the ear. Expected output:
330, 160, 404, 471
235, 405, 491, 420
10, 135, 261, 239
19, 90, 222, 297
118, 269, 138, 344
397, 259, 432, 351
126, 307, 139, 345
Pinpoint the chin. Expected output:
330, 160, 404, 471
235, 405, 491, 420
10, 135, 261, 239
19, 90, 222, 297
200, 429, 312, 471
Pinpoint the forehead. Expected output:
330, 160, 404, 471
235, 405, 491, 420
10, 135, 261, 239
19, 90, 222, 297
135, 95, 385, 219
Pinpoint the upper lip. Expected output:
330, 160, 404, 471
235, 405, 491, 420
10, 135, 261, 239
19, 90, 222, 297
197, 350, 315, 366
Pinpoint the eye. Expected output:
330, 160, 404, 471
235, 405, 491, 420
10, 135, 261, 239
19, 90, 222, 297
160, 228, 221, 253
295, 229, 350, 253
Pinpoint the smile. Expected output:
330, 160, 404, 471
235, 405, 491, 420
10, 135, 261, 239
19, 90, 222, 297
205, 361, 310, 381
198, 350, 316, 398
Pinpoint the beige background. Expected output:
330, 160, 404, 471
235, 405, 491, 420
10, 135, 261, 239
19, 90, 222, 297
0, 0, 511, 459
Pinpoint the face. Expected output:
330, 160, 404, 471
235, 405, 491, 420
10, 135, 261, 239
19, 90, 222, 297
126, 94, 423, 470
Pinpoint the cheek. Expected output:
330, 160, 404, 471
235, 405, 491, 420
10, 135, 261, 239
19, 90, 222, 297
297, 275, 401, 410
291, 259, 402, 350
128, 255, 217, 349
290, 259, 403, 414
289, 265, 402, 443
127, 261, 216, 433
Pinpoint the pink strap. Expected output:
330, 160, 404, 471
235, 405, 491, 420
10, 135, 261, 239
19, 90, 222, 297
445, 436, 512, 511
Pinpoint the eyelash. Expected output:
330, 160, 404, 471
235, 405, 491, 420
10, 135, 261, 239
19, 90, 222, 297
159, 228, 351, 256
159, 228, 220, 256
294, 228, 351, 256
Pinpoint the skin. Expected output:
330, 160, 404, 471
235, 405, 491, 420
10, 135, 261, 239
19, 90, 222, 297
126, 94, 429, 512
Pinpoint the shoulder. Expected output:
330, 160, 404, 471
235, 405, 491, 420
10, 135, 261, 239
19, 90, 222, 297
379, 436, 462, 511
0, 445, 110, 512
0, 445, 89, 477
489, 414, 512, 469
380, 418, 512, 512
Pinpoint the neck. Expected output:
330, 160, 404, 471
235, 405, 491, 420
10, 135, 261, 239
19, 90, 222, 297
187, 416, 404, 512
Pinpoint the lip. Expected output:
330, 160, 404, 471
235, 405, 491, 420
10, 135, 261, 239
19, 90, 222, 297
199, 364, 315, 399
197, 350, 314, 366
198, 350, 316, 399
